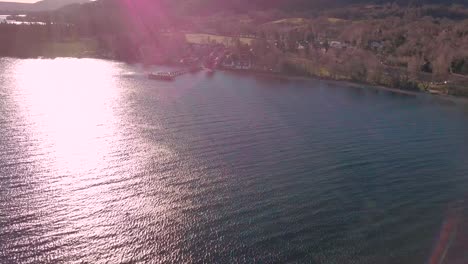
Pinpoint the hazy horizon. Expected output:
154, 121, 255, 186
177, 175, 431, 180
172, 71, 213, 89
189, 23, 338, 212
0, 0, 36, 3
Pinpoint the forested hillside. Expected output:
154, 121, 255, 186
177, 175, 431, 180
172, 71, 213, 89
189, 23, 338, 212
1, 0, 468, 96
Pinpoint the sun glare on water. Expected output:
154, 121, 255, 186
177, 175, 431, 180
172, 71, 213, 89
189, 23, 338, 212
5, 58, 183, 262
13, 58, 121, 173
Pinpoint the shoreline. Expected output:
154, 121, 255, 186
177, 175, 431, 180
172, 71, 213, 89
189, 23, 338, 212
217, 68, 468, 104
2, 55, 467, 103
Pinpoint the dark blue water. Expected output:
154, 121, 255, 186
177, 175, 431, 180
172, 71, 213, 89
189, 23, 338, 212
1, 58, 468, 263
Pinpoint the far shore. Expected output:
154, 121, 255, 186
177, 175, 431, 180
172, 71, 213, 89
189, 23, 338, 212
2, 54, 468, 103
216, 67, 468, 104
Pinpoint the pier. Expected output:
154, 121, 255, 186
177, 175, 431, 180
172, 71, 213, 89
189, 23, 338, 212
148, 66, 202, 81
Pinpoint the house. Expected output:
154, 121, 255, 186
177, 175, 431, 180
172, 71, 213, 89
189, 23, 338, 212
369, 40, 384, 50
240, 61, 252, 70
329, 41, 346, 49
297, 40, 309, 50
221, 54, 252, 70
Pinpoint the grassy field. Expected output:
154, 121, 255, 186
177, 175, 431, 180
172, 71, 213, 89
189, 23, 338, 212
260, 18, 310, 30
266, 17, 348, 25
269, 18, 308, 25
185, 33, 254, 46
327, 17, 348, 23
40, 39, 99, 58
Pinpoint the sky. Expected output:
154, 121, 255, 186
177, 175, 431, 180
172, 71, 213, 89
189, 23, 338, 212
0, 0, 37, 3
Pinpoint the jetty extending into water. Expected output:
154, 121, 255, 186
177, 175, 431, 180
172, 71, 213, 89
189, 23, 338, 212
148, 66, 202, 81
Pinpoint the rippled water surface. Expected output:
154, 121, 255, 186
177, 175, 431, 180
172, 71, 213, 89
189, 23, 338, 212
1, 58, 468, 263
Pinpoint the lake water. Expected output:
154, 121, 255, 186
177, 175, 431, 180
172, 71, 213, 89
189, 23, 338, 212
1, 58, 468, 263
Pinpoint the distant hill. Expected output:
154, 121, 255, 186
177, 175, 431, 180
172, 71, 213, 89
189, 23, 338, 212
2, 0, 465, 14
0, 2, 30, 12
0, 0, 89, 13
167, 0, 467, 12
7, 0, 464, 15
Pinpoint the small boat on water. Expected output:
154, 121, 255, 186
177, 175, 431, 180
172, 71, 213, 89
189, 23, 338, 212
203, 58, 217, 74
428, 89, 447, 95
205, 68, 215, 74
